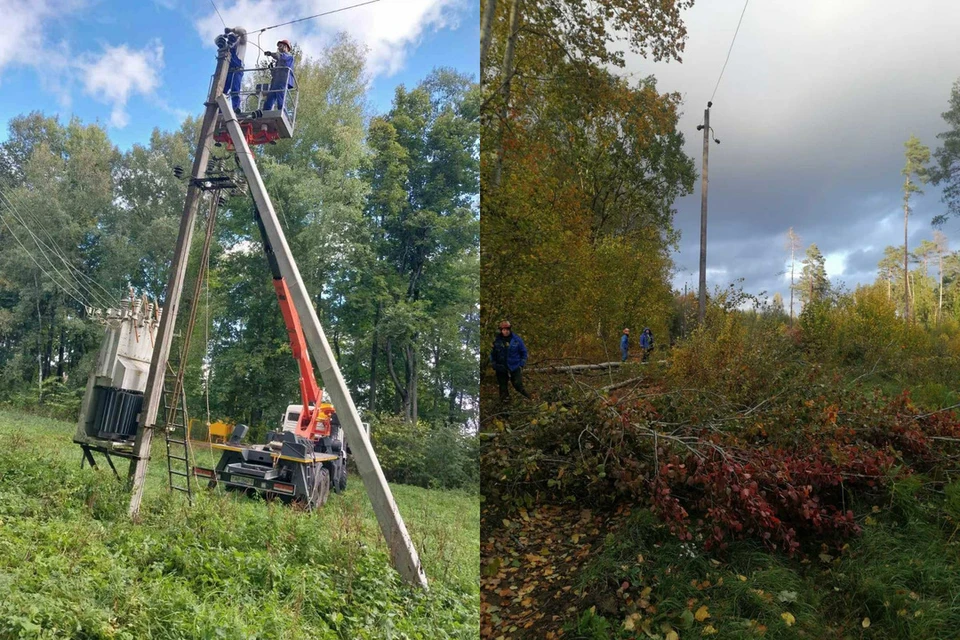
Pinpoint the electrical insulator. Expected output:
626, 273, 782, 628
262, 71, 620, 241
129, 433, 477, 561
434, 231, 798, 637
173, 165, 183, 178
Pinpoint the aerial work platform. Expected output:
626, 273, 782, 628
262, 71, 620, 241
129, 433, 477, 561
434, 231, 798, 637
211, 67, 299, 148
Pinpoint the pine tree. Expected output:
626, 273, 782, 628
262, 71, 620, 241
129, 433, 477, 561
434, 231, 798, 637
902, 135, 930, 322
797, 244, 830, 307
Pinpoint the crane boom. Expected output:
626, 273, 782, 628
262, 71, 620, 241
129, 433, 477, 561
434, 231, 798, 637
254, 206, 328, 439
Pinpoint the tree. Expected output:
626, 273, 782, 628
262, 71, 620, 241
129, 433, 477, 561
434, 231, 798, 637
366, 70, 480, 423
931, 79, 960, 226
878, 245, 903, 303
770, 292, 785, 318
482, 0, 695, 195
902, 134, 930, 323
797, 244, 829, 307
934, 231, 949, 323
785, 227, 801, 323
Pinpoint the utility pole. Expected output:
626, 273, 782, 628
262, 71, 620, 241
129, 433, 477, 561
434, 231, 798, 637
127, 40, 232, 517
218, 96, 429, 590
697, 102, 714, 323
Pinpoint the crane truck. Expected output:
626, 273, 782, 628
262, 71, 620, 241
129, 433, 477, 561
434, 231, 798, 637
192, 205, 347, 509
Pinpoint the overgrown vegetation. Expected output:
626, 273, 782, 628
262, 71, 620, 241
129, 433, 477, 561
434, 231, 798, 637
369, 413, 479, 492
481, 289, 960, 638
0, 409, 478, 639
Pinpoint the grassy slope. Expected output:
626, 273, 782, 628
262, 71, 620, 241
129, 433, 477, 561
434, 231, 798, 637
0, 409, 479, 640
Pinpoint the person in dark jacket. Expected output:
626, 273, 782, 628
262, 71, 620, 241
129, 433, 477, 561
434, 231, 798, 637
640, 327, 654, 362
222, 27, 248, 112
263, 39, 296, 112
490, 320, 531, 403
620, 328, 630, 362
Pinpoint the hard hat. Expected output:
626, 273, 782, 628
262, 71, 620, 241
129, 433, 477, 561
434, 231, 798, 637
277, 39, 291, 49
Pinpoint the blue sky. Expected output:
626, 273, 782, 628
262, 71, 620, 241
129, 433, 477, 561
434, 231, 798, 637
0, 0, 478, 149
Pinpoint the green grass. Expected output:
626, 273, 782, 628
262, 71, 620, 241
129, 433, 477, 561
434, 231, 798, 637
566, 495, 960, 640
0, 409, 479, 639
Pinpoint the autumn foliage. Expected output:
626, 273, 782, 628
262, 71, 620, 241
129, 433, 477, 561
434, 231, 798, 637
482, 306, 960, 557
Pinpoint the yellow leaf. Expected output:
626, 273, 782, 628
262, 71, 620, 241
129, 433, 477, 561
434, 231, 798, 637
695, 605, 710, 622
862, 617, 871, 628
737, 575, 748, 582
665, 631, 679, 640
571, 533, 581, 544
703, 625, 718, 635
781, 612, 795, 627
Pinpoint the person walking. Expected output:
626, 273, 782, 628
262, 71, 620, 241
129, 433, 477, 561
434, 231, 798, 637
263, 39, 296, 112
490, 320, 531, 403
222, 27, 248, 112
640, 327, 654, 363
620, 328, 630, 362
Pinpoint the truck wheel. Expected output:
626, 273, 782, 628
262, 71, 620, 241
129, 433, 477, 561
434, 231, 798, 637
332, 459, 347, 492
307, 466, 330, 510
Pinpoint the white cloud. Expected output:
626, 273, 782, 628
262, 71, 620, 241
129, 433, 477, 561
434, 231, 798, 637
0, 0, 162, 128
78, 41, 164, 128
195, 0, 465, 78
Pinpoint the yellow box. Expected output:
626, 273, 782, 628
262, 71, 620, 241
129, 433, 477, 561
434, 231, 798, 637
208, 421, 232, 442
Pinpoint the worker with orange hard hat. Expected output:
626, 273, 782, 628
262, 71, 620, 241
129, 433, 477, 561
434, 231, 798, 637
263, 39, 296, 112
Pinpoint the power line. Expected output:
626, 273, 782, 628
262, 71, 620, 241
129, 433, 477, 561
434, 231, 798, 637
710, 0, 750, 104
253, 0, 384, 33
0, 195, 105, 310
1, 185, 118, 308
0, 205, 93, 311
209, 0, 227, 28
0, 187, 116, 309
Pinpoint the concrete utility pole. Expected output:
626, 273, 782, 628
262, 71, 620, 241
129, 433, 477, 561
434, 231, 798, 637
697, 103, 711, 323
217, 96, 429, 590
127, 42, 232, 517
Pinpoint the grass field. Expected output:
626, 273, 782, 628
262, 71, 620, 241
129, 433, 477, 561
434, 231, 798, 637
0, 409, 479, 639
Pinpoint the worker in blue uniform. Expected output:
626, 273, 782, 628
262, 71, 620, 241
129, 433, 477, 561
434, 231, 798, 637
222, 27, 247, 112
263, 39, 296, 113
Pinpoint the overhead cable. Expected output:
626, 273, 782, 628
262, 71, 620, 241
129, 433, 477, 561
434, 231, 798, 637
252, 0, 383, 34
710, 0, 750, 104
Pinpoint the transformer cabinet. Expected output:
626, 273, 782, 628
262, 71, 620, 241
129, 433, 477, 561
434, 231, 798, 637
73, 296, 160, 474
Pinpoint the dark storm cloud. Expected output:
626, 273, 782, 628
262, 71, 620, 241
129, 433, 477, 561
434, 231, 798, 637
625, 0, 960, 302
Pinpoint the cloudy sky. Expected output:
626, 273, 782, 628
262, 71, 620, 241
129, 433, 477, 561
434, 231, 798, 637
624, 0, 960, 306
0, 0, 477, 148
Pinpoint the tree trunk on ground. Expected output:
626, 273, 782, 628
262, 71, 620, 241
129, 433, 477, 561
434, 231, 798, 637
531, 362, 624, 373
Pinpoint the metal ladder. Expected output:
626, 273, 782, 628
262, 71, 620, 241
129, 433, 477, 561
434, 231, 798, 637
153, 192, 221, 502
160, 357, 193, 500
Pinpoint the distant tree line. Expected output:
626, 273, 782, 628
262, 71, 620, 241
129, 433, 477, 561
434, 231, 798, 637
0, 37, 479, 435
